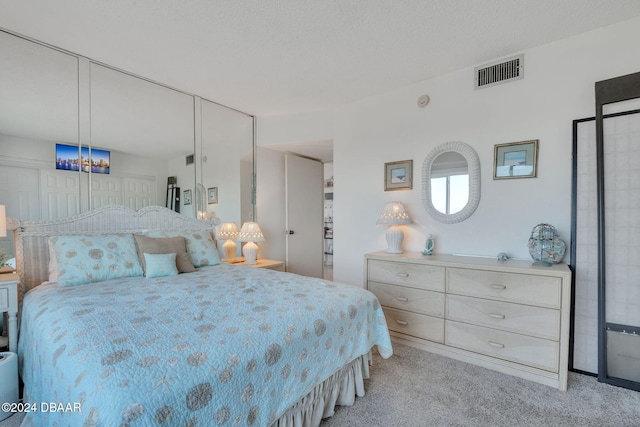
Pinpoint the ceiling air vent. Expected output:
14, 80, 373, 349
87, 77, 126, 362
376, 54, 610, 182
185, 154, 194, 165
475, 54, 524, 89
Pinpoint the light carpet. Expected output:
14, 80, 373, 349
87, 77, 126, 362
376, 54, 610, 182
321, 343, 640, 427
2, 343, 639, 427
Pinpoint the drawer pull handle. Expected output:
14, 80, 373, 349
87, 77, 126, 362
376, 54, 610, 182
489, 341, 505, 348
396, 320, 408, 326
396, 297, 409, 302
489, 313, 506, 319
490, 284, 506, 290
396, 273, 410, 278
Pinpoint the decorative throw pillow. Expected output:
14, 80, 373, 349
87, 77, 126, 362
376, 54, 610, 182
133, 235, 195, 274
143, 253, 179, 278
52, 234, 143, 286
146, 230, 221, 267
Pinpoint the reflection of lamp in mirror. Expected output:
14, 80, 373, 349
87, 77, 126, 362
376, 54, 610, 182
217, 222, 240, 262
0, 205, 6, 238
377, 202, 411, 253
238, 222, 265, 264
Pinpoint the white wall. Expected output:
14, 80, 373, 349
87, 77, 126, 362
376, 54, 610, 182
254, 16, 640, 287
258, 110, 333, 146
330, 16, 640, 286
255, 146, 286, 262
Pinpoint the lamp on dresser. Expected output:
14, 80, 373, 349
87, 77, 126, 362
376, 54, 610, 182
238, 222, 265, 265
217, 222, 240, 261
377, 201, 411, 254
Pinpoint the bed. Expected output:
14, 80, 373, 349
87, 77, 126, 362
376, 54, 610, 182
14, 205, 392, 427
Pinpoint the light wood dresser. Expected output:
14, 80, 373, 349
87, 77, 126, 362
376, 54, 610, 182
365, 251, 572, 390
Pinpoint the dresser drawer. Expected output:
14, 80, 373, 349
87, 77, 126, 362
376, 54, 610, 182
370, 282, 444, 317
0, 287, 7, 310
445, 320, 559, 372
447, 268, 561, 309
383, 307, 444, 343
446, 295, 560, 340
368, 259, 445, 292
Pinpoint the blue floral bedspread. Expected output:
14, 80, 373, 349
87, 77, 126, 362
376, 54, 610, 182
18, 264, 392, 426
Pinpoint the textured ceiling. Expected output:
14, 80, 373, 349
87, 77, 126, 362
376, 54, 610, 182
2, 1, 640, 117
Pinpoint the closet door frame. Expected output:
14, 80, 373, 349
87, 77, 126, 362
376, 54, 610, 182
570, 109, 640, 376
595, 71, 640, 391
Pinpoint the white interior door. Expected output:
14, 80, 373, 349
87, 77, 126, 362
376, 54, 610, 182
285, 154, 323, 278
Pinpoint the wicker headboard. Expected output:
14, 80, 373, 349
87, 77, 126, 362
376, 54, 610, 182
13, 205, 220, 295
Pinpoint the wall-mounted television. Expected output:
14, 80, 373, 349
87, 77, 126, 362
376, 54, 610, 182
56, 144, 110, 174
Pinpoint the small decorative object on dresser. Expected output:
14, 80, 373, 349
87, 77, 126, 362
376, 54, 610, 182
238, 222, 265, 264
376, 202, 411, 254
496, 252, 509, 261
422, 234, 435, 255
528, 223, 566, 267
364, 251, 572, 390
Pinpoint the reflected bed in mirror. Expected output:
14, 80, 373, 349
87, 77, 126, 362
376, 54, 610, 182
422, 141, 480, 223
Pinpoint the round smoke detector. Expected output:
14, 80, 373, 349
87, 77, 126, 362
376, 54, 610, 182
417, 94, 430, 108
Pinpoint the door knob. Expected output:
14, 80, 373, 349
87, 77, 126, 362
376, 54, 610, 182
287, 230, 295, 235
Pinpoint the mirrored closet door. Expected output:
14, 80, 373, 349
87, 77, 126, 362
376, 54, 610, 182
198, 99, 254, 230
0, 30, 80, 221
89, 62, 195, 213
0, 28, 256, 261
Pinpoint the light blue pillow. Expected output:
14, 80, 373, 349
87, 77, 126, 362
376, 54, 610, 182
146, 230, 221, 267
52, 234, 143, 286
143, 253, 178, 278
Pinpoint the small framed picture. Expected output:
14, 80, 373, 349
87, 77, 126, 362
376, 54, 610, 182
183, 189, 192, 205
494, 140, 538, 179
384, 160, 413, 191
207, 187, 218, 204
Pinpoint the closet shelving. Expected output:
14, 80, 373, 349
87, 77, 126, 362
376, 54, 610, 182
324, 177, 333, 266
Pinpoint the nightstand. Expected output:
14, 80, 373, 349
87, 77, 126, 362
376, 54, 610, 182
236, 259, 285, 272
0, 274, 18, 352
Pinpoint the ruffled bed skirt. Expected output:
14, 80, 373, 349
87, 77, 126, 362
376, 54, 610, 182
19, 352, 373, 427
272, 351, 372, 427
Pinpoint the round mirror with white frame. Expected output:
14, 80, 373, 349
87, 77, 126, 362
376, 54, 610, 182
421, 141, 480, 223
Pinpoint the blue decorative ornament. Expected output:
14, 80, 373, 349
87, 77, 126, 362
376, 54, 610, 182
422, 234, 434, 256
528, 224, 566, 266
